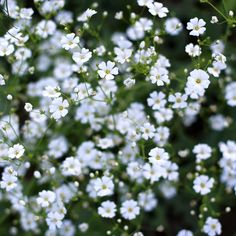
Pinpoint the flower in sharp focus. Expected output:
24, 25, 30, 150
98, 200, 117, 218
97, 61, 119, 80
49, 97, 69, 120
187, 17, 206, 36
61, 33, 80, 50
94, 176, 114, 197
148, 147, 169, 165
185, 69, 210, 99
120, 200, 140, 220
168, 93, 187, 109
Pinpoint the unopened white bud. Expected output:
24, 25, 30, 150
229, 11, 234, 17
210, 16, 218, 24
24, 103, 33, 112
34, 171, 41, 179
7, 94, 13, 100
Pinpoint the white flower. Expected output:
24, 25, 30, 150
0, 174, 18, 191
98, 61, 118, 80
203, 217, 222, 236
154, 108, 173, 124
24, 103, 33, 112
60, 220, 75, 236
165, 17, 183, 35
37, 190, 56, 208
187, 17, 206, 36
207, 61, 226, 77
77, 9, 97, 22
149, 67, 169, 86
138, 190, 157, 212
148, 147, 169, 165
143, 163, 167, 183
0, 166, 18, 191
98, 200, 117, 218
114, 47, 132, 64
115, 11, 123, 20
211, 16, 219, 24
185, 69, 210, 99
61, 157, 82, 176
120, 200, 140, 220
193, 144, 212, 161
209, 114, 228, 131
168, 93, 187, 109
36, 20, 56, 38
97, 137, 114, 149
141, 122, 156, 140
124, 78, 136, 88
185, 43, 202, 57
127, 162, 143, 180
8, 144, 25, 159
61, 33, 80, 50
147, 2, 169, 18
94, 176, 114, 197
48, 136, 68, 159
78, 223, 89, 232
210, 40, 224, 54
219, 140, 236, 160
193, 175, 214, 195
0, 38, 14, 56
49, 97, 69, 120
72, 48, 92, 65
46, 211, 64, 231
147, 91, 166, 110
133, 232, 144, 236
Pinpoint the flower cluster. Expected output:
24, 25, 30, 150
0, 0, 236, 235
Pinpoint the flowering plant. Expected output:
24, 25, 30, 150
0, 0, 236, 235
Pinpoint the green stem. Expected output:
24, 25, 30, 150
207, 1, 228, 21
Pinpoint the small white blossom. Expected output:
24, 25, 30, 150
98, 61, 119, 80
193, 175, 214, 195
37, 190, 56, 208
49, 97, 69, 120
24, 103, 33, 112
185, 43, 202, 57
61, 33, 80, 50
203, 217, 222, 236
98, 201, 117, 218
120, 200, 140, 220
147, 2, 169, 18
187, 17, 206, 36
8, 144, 25, 159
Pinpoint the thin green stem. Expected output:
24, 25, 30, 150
207, 1, 228, 21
